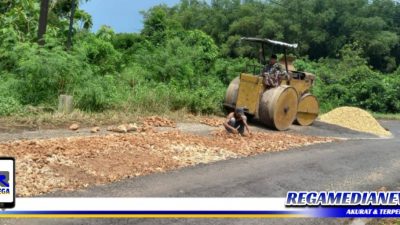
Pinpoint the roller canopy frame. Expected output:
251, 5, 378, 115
240, 37, 298, 49
241, 37, 298, 73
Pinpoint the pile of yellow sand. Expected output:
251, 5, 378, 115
320, 107, 391, 137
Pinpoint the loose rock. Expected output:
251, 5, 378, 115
69, 123, 79, 131
126, 123, 138, 132
115, 125, 127, 133
143, 116, 176, 127
90, 127, 100, 133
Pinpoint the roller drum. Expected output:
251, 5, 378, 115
224, 77, 240, 108
259, 85, 298, 131
295, 93, 319, 126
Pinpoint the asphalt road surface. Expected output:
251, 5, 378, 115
2, 121, 399, 225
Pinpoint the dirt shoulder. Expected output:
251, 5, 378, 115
0, 118, 380, 142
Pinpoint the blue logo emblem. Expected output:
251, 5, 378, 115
0, 171, 9, 188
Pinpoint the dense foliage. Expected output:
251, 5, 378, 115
168, 0, 400, 72
295, 44, 400, 112
0, 0, 400, 116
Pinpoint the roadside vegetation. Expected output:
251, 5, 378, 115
1, 0, 400, 125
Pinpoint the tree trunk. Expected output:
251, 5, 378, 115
67, 0, 76, 50
38, 0, 50, 45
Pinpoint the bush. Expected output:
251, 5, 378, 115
130, 83, 174, 113
76, 75, 128, 112
127, 80, 225, 114
341, 66, 387, 112
0, 73, 20, 100
74, 33, 122, 75
300, 51, 400, 113
0, 96, 21, 116
187, 79, 225, 113
212, 57, 256, 84
383, 74, 400, 113
0, 43, 89, 106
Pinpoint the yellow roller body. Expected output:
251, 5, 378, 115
236, 74, 264, 115
259, 85, 298, 131
296, 93, 319, 126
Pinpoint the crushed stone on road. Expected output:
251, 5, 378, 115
199, 117, 225, 127
142, 116, 176, 128
0, 128, 335, 197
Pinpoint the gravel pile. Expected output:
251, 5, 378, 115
320, 107, 391, 137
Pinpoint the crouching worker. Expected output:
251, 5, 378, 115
223, 108, 251, 136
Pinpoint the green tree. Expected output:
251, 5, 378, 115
141, 6, 169, 45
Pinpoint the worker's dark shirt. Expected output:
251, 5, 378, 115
264, 62, 283, 74
227, 115, 247, 134
263, 62, 286, 87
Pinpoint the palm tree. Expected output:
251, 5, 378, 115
38, 0, 92, 46
38, 0, 50, 45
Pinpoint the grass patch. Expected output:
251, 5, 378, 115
367, 219, 400, 225
0, 107, 200, 130
372, 113, 400, 120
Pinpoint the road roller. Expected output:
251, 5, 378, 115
223, 37, 319, 131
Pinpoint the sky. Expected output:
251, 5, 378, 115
80, 0, 182, 33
